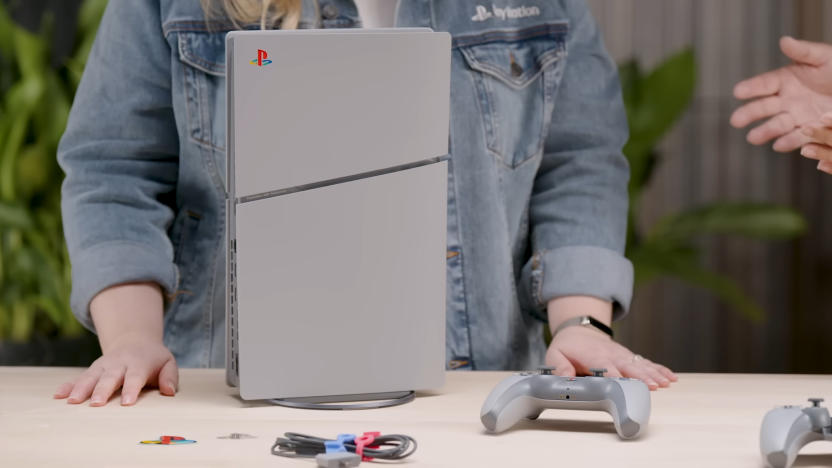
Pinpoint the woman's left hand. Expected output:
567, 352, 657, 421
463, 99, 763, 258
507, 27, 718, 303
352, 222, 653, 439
545, 325, 676, 390
545, 296, 677, 391
800, 113, 832, 175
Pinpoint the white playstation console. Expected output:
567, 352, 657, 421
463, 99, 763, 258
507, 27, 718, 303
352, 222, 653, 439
225, 29, 451, 404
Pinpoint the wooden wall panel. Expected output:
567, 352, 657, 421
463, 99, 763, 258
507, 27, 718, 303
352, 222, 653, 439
587, 0, 830, 373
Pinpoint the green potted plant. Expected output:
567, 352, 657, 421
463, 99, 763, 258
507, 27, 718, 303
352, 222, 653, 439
621, 49, 807, 321
0, 0, 108, 365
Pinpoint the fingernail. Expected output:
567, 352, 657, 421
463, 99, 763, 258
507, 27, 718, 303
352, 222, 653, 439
802, 127, 814, 136
822, 114, 832, 125
802, 147, 815, 157
122, 396, 134, 406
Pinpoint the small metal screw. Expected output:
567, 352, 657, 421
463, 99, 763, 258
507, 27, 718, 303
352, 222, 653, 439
809, 398, 825, 407
218, 433, 255, 440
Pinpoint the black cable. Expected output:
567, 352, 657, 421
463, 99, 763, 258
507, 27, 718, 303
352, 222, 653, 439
271, 432, 417, 461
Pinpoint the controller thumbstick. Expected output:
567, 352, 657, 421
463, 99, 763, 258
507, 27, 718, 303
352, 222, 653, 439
809, 398, 825, 407
589, 368, 607, 377
538, 366, 556, 375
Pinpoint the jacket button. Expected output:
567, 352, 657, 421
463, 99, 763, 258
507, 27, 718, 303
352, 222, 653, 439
509, 52, 523, 78
511, 62, 524, 78
321, 3, 339, 19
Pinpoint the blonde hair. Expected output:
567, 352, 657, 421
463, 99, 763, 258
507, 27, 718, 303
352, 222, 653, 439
201, 0, 302, 30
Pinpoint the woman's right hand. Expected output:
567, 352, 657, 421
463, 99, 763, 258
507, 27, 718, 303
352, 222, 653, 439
53, 334, 177, 406
53, 282, 177, 406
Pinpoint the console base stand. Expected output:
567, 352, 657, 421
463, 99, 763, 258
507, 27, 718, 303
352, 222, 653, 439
269, 391, 415, 410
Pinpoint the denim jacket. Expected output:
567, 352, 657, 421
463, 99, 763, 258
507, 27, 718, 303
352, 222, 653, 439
59, 0, 632, 370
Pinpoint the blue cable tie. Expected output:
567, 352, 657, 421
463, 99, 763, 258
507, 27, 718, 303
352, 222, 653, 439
324, 440, 347, 454
337, 434, 356, 444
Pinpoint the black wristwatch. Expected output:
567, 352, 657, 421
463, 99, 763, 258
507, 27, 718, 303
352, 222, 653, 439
551, 315, 614, 339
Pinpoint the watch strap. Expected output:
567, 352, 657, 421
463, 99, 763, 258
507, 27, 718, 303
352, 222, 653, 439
551, 315, 614, 339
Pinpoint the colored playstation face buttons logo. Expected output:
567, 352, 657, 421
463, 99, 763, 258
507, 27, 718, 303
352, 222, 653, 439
250, 49, 272, 67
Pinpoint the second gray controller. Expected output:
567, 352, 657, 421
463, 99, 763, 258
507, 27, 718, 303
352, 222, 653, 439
480, 367, 651, 439
760, 398, 832, 468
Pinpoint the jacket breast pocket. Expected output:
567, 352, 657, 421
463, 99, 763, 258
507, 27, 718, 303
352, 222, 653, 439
457, 23, 568, 168
177, 31, 227, 154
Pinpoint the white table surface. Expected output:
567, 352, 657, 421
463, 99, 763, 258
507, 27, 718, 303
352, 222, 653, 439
1, 368, 831, 467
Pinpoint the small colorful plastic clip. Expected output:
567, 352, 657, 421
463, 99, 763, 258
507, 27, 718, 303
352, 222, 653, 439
140, 435, 197, 445
336, 434, 356, 445
354, 431, 381, 461
324, 440, 347, 454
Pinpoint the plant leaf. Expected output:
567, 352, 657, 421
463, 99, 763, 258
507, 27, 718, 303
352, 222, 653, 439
4, 73, 45, 115
0, 303, 6, 340
618, 59, 641, 115
0, 116, 27, 201
16, 145, 52, 200
77, 0, 109, 37
10, 301, 34, 342
0, 231, 4, 286
0, 203, 34, 229
13, 26, 47, 79
628, 241, 698, 285
35, 72, 71, 149
0, 1, 14, 59
650, 203, 808, 242
31, 296, 64, 331
630, 242, 764, 322
622, 48, 696, 200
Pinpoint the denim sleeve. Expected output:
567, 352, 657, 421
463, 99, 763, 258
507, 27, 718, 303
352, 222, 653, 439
521, 0, 633, 319
58, 0, 179, 332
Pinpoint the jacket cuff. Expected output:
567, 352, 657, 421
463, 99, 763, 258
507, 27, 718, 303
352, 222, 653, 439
69, 241, 179, 332
521, 246, 633, 321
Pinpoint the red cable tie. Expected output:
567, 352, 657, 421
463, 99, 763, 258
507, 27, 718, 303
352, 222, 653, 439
354, 431, 381, 461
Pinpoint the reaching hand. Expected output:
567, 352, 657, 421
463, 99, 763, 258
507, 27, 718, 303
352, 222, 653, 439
800, 112, 832, 174
731, 37, 832, 152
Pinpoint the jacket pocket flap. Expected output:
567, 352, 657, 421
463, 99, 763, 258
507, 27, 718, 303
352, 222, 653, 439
178, 31, 226, 77
456, 22, 568, 89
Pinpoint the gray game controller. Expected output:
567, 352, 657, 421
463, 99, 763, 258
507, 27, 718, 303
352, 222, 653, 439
480, 367, 651, 439
760, 397, 832, 468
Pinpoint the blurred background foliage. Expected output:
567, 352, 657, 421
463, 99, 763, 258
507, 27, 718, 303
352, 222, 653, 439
620, 48, 807, 322
0, 0, 107, 363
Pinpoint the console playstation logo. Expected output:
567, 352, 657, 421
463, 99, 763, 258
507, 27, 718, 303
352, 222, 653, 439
250, 49, 272, 67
